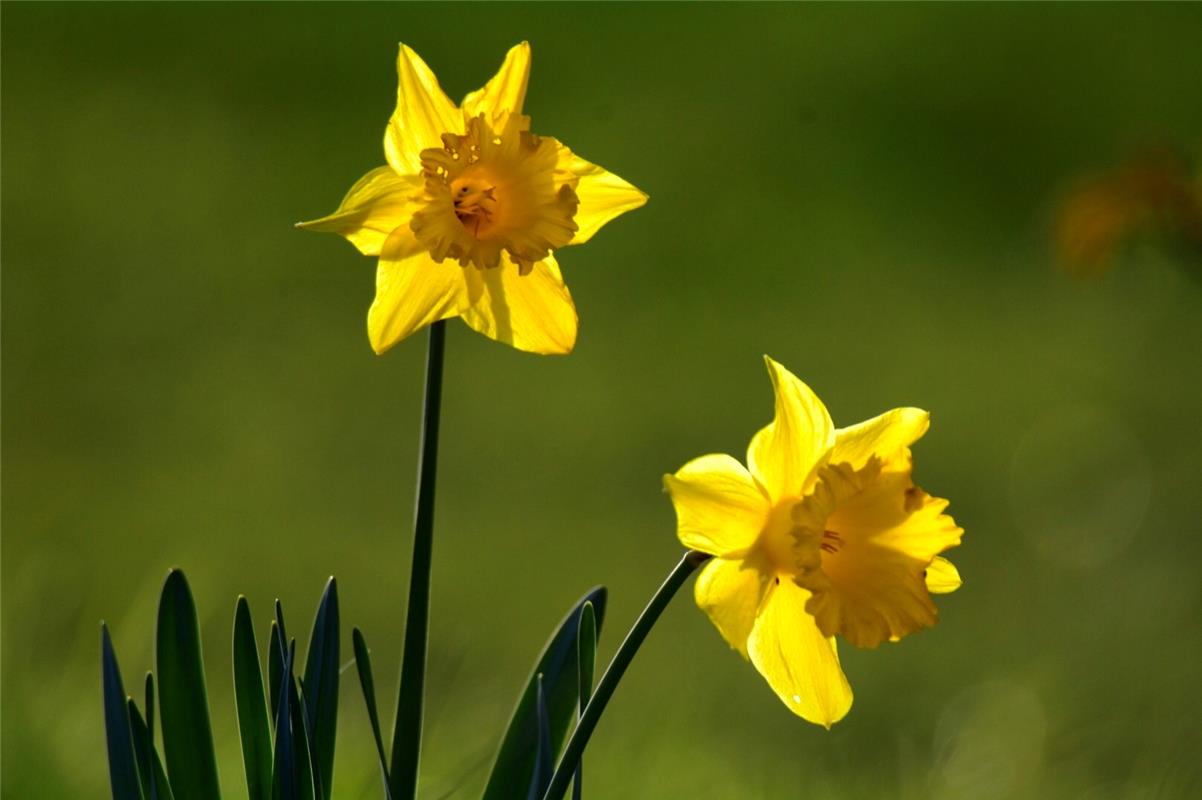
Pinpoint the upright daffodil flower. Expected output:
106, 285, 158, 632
665, 357, 963, 727
298, 42, 647, 355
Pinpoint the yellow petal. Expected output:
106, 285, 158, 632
925, 556, 962, 594
664, 454, 770, 557
746, 356, 834, 504
556, 147, 648, 245
384, 45, 463, 175
695, 557, 773, 657
296, 168, 422, 255
832, 407, 930, 472
461, 42, 531, 131
459, 255, 577, 354
747, 580, 853, 727
367, 242, 465, 355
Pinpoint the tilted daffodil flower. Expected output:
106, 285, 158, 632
299, 42, 647, 355
665, 356, 963, 727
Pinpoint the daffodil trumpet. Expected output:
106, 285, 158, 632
542, 551, 712, 800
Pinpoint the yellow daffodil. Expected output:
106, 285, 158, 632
665, 357, 963, 727
299, 42, 647, 355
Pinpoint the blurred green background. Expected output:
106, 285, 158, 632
4, 4, 1202, 798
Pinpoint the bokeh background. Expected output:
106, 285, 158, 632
4, 4, 1202, 798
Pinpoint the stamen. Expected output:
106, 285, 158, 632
820, 530, 842, 554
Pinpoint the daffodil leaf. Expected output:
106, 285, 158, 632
129, 699, 174, 800
525, 675, 553, 800
128, 698, 155, 800
481, 586, 607, 800
272, 643, 298, 800
156, 569, 221, 800
143, 673, 155, 743
288, 650, 317, 800
301, 578, 339, 800
101, 624, 143, 800
351, 628, 392, 796
276, 599, 289, 642
572, 602, 597, 800
234, 596, 273, 800
268, 619, 284, 727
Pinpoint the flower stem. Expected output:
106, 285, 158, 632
542, 550, 711, 800
389, 320, 447, 800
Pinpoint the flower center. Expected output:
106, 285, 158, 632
409, 114, 579, 273
451, 177, 497, 237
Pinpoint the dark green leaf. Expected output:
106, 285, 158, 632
234, 596, 273, 800
156, 569, 221, 800
572, 602, 598, 800
301, 578, 339, 800
144, 673, 155, 743
129, 699, 175, 800
288, 647, 316, 800
269, 620, 284, 726
351, 628, 391, 795
275, 600, 289, 646
101, 624, 143, 800
481, 587, 607, 800
128, 699, 154, 800
525, 676, 552, 800
272, 643, 298, 800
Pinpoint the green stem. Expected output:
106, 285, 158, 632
389, 320, 447, 800
542, 550, 711, 800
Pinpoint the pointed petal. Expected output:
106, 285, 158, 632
385, 45, 463, 175
461, 42, 531, 130
664, 454, 770, 557
925, 556, 962, 594
747, 580, 852, 728
297, 168, 422, 255
747, 357, 834, 504
459, 255, 578, 354
368, 243, 465, 355
557, 147, 648, 245
832, 408, 930, 472
694, 557, 773, 657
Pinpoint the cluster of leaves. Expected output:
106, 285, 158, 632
103, 571, 603, 800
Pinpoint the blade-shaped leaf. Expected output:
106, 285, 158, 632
101, 624, 143, 800
288, 650, 317, 800
144, 673, 155, 743
572, 602, 597, 800
481, 587, 607, 800
272, 643, 298, 800
269, 619, 284, 726
275, 600, 289, 646
301, 578, 339, 800
129, 699, 155, 800
156, 569, 220, 800
525, 676, 552, 800
351, 628, 391, 794
234, 596, 273, 800
130, 699, 175, 800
